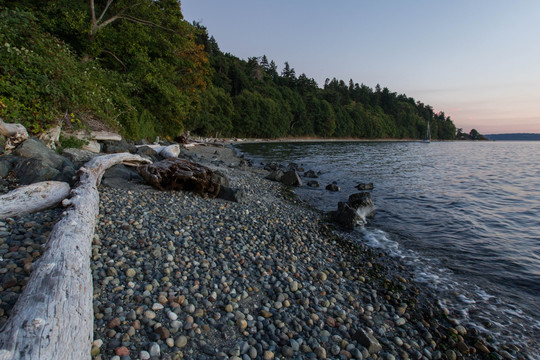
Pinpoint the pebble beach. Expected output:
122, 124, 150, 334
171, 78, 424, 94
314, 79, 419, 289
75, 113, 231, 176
0, 144, 530, 360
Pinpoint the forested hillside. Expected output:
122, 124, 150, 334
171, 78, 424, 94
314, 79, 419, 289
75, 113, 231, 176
0, 1, 457, 140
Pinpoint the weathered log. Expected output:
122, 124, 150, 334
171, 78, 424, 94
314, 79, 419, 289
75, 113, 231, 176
0, 181, 70, 219
0, 153, 151, 360
63, 130, 122, 142
0, 118, 29, 152
137, 158, 220, 197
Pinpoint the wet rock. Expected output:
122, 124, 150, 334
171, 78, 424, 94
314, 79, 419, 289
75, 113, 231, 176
326, 183, 340, 192
353, 329, 382, 354
355, 182, 374, 190
281, 170, 302, 187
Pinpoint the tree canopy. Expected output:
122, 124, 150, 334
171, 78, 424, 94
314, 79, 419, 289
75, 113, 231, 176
1, 1, 458, 140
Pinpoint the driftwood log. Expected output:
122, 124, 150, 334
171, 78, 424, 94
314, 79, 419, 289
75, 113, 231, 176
0, 153, 151, 360
0, 118, 29, 152
137, 158, 220, 197
0, 181, 70, 219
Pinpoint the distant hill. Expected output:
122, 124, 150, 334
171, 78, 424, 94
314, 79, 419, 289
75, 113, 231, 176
484, 133, 540, 141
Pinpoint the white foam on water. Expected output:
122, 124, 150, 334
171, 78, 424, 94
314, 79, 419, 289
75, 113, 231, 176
353, 226, 540, 359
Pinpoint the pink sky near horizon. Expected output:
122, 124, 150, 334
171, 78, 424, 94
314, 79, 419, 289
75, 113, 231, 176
181, 0, 540, 134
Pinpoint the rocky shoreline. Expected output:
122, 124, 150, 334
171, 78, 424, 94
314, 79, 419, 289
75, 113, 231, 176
0, 143, 531, 359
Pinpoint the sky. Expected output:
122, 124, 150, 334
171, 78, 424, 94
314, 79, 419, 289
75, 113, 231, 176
181, 0, 540, 134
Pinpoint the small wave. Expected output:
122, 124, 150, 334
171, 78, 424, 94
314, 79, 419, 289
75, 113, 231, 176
355, 226, 540, 358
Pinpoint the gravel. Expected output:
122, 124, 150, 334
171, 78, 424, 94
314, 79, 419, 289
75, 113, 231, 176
0, 144, 533, 359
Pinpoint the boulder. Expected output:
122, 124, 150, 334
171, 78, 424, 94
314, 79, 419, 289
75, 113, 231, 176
307, 180, 320, 188
355, 182, 374, 190
13, 158, 60, 185
352, 329, 382, 354
326, 183, 340, 192
281, 170, 302, 187
13, 138, 73, 170
264, 162, 279, 171
331, 192, 375, 229
332, 202, 360, 229
12, 139, 76, 184
62, 148, 99, 168
304, 170, 319, 178
102, 140, 136, 154
0, 155, 18, 178
135, 146, 160, 162
348, 192, 374, 208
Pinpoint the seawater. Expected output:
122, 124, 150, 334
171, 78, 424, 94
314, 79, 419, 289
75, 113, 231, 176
235, 141, 540, 356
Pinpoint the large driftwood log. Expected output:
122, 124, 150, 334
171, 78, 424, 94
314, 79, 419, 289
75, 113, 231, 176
0, 153, 151, 360
0, 181, 70, 219
137, 158, 220, 197
0, 118, 29, 152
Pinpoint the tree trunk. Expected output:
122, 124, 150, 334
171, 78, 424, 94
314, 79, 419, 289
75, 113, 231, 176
0, 181, 70, 219
0, 153, 151, 360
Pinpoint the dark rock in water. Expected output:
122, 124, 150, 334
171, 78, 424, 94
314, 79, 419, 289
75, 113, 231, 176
137, 158, 221, 198
102, 140, 136, 154
348, 192, 374, 209
281, 170, 302, 187
355, 182, 374, 190
307, 180, 320, 188
218, 186, 246, 203
287, 162, 299, 170
326, 183, 340, 192
332, 202, 360, 229
265, 170, 284, 182
264, 162, 279, 171
62, 148, 98, 168
304, 170, 318, 178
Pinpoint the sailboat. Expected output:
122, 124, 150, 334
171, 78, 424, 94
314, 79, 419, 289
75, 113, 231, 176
423, 121, 431, 143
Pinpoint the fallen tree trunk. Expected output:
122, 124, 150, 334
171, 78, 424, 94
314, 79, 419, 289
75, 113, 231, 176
0, 181, 70, 219
137, 157, 220, 197
0, 153, 151, 360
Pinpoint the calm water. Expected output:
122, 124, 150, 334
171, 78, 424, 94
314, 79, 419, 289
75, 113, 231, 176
236, 141, 540, 356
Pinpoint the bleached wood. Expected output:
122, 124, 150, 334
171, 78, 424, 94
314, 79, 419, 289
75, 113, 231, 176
0, 153, 151, 360
38, 124, 62, 149
82, 140, 101, 153
0, 181, 70, 219
0, 119, 28, 152
63, 130, 122, 142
